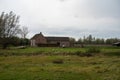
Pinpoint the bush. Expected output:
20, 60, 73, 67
75, 51, 82, 56
86, 47, 101, 53
71, 51, 92, 57
52, 59, 64, 64
85, 47, 101, 56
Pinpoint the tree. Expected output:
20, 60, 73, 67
105, 38, 120, 44
78, 38, 82, 43
19, 26, 29, 46
69, 37, 76, 46
20, 38, 30, 46
87, 35, 92, 44
20, 26, 29, 39
0, 11, 21, 49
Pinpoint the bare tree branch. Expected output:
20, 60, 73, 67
20, 26, 29, 39
0, 11, 21, 49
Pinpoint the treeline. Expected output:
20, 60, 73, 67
0, 36, 30, 48
0, 11, 29, 49
6, 37, 30, 46
71, 35, 120, 45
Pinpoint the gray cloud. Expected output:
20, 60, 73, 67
0, 0, 120, 39
87, 0, 120, 18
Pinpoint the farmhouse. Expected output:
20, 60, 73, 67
31, 32, 70, 47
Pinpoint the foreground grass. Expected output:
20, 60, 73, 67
0, 47, 86, 56
0, 55, 120, 80
0, 46, 120, 56
0, 47, 120, 80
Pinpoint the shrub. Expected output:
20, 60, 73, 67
86, 47, 101, 53
72, 51, 92, 57
52, 59, 64, 64
85, 47, 101, 56
75, 51, 82, 56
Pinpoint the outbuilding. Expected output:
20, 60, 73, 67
31, 32, 70, 47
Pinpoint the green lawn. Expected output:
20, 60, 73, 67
0, 47, 120, 80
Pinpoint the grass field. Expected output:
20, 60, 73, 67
0, 47, 120, 80
0, 46, 120, 56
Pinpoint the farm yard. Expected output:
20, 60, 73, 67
0, 46, 120, 80
0, 0, 120, 80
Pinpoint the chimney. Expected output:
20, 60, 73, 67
40, 32, 42, 34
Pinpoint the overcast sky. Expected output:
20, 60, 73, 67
0, 0, 120, 39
